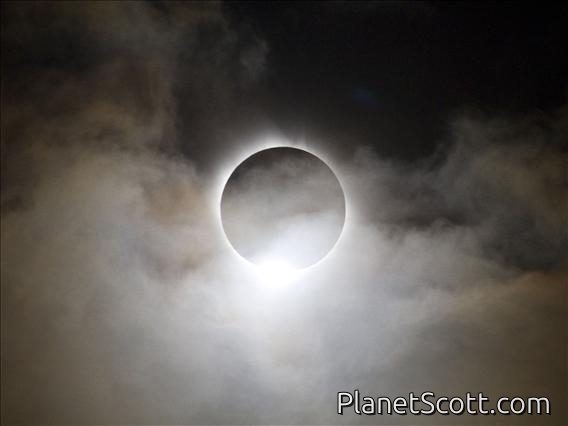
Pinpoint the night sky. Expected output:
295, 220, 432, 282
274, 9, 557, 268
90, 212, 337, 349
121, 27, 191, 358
1, 2, 567, 425
226, 2, 567, 158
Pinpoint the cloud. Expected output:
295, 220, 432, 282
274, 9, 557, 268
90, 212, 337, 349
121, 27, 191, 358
1, 2, 566, 425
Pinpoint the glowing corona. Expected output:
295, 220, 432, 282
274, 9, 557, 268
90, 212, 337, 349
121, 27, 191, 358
219, 141, 346, 277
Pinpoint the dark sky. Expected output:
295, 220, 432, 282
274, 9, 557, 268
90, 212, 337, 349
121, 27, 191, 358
223, 1, 567, 159
2, 2, 567, 165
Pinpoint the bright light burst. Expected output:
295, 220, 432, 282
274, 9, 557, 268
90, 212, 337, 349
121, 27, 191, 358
256, 258, 298, 286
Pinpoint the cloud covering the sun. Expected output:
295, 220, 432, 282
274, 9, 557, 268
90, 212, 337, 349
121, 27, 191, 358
1, 2, 566, 424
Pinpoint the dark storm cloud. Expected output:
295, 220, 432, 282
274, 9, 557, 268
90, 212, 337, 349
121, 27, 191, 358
1, 2, 566, 425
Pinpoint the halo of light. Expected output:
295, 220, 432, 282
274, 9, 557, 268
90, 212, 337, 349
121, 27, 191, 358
218, 145, 347, 270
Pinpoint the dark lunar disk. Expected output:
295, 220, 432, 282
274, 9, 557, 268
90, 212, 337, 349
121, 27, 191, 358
221, 147, 346, 269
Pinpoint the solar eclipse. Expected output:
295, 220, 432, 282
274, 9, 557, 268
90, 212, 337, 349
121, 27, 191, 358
3, 3, 566, 424
220, 147, 346, 270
